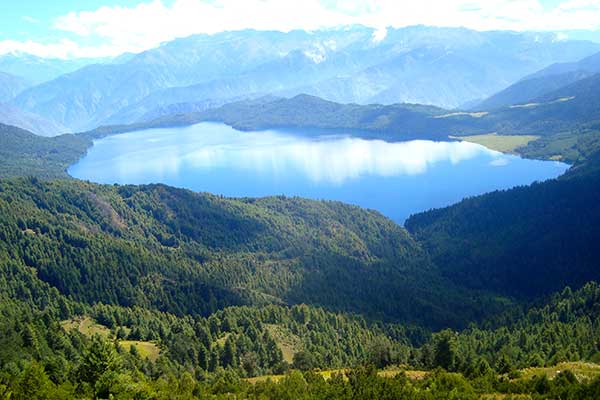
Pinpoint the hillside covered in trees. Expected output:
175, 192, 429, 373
406, 151, 600, 298
0, 176, 503, 329
0, 123, 91, 179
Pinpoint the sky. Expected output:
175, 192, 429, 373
1, 0, 600, 59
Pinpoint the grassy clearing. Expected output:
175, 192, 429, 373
450, 133, 539, 153
60, 316, 111, 337
510, 103, 541, 109
509, 96, 575, 110
245, 367, 428, 384
519, 362, 600, 382
120, 340, 161, 362
215, 332, 232, 347
245, 362, 600, 386
265, 324, 303, 364
378, 367, 427, 380
245, 374, 286, 384
245, 369, 348, 384
435, 111, 489, 118
61, 316, 160, 361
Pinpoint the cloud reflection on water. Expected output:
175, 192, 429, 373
95, 126, 500, 185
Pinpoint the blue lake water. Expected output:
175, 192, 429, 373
69, 122, 569, 223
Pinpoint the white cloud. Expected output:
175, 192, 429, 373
489, 157, 509, 167
371, 27, 388, 43
22, 16, 39, 24
2, 0, 600, 59
0, 38, 128, 59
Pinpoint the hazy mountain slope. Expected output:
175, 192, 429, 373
0, 71, 29, 101
13, 26, 600, 131
135, 98, 245, 123
475, 70, 593, 110
290, 29, 600, 108
537, 72, 600, 103
282, 46, 498, 106
129, 29, 600, 122
477, 51, 600, 110
405, 152, 600, 299
527, 51, 600, 80
417, 72, 600, 138
0, 123, 90, 178
470, 73, 600, 136
0, 52, 104, 84
105, 48, 371, 125
13, 63, 178, 131
0, 102, 68, 136
291, 42, 516, 107
14, 28, 372, 130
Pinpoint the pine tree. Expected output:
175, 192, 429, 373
433, 329, 458, 371
78, 335, 120, 387
222, 337, 238, 368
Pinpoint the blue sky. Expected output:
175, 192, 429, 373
2, 0, 600, 59
1, 1, 145, 40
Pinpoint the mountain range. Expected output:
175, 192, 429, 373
0, 71, 29, 102
0, 52, 106, 85
7, 25, 600, 132
475, 51, 600, 110
0, 102, 68, 137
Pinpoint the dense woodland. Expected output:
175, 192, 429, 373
3, 256, 600, 399
406, 151, 600, 298
0, 176, 500, 329
0, 124, 91, 179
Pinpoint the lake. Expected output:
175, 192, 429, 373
69, 122, 569, 223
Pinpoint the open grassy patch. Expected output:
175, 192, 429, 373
245, 374, 286, 384
60, 316, 111, 338
519, 361, 600, 382
450, 133, 539, 153
377, 366, 428, 380
265, 324, 303, 364
245, 370, 347, 384
61, 317, 160, 362
245, 369, 347, 384
120, 340, 161, 362
245, 367, 430, 384
215, 332, 232, 347
435, 111, 489, 119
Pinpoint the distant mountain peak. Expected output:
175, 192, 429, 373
10, 26, 600, 131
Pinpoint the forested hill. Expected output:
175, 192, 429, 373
195, 95, 452, 139
0, 177, 498, 329
83, 90, 600, 159
405, 150, 600, 299
0, 123, 90, 179
82, 94, 459, 142
3, 245, 600, 398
